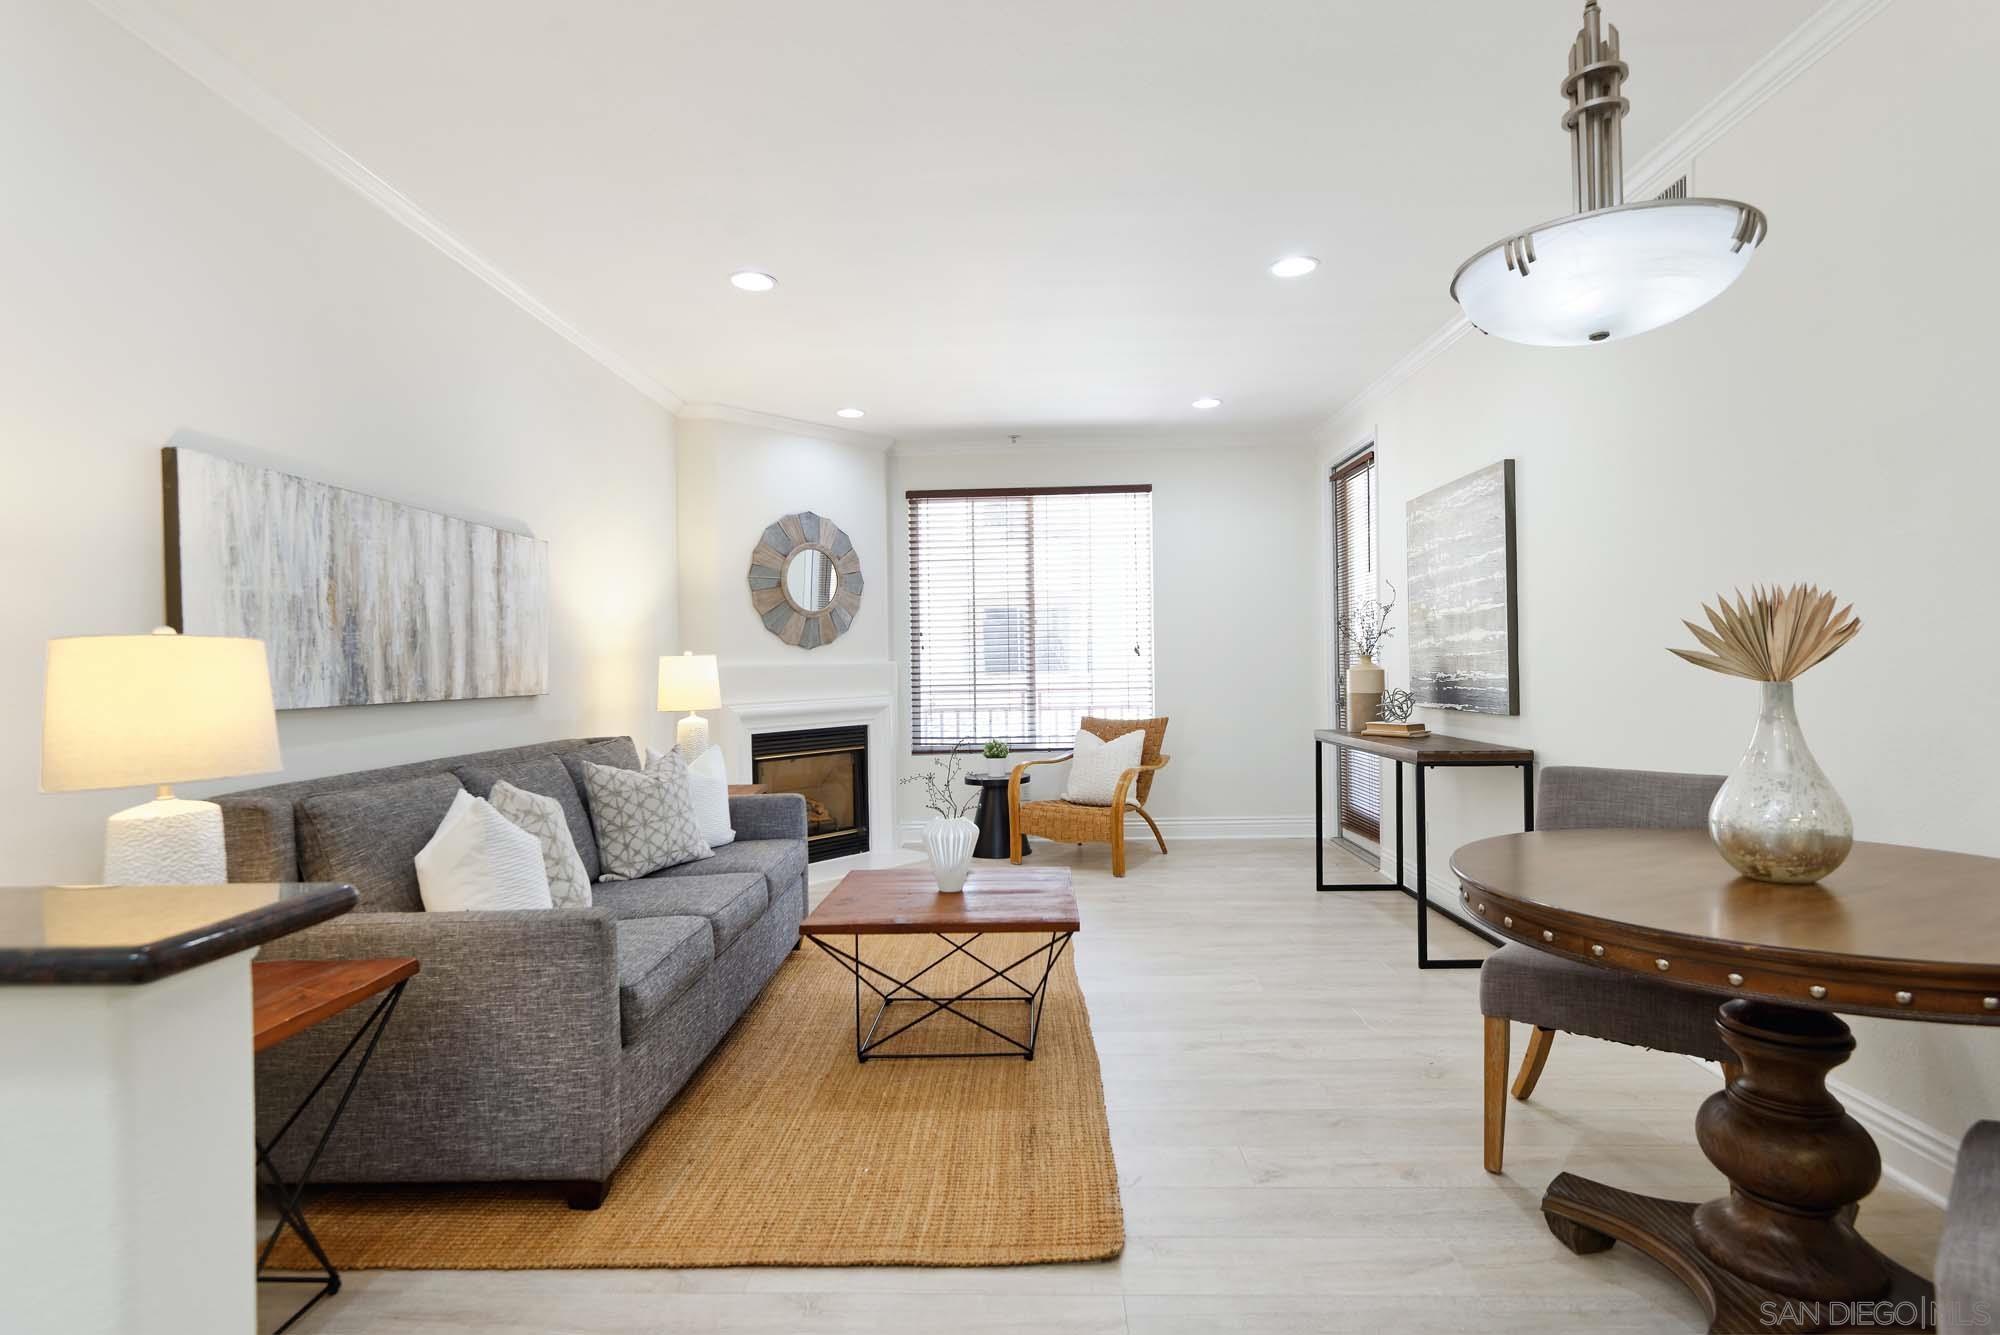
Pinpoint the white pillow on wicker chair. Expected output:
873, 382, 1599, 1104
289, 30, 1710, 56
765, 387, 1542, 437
1063, 727, 1146, 806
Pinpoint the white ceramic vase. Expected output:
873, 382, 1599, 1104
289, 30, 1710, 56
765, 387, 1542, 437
923, 815, 979, 892
986, 754, 1011, 776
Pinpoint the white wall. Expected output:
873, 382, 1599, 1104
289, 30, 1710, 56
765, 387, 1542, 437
892, 437, 1317, 838
1315, 0, 2000, 1191
0, 0, 680, 883
674, 412, 897, 851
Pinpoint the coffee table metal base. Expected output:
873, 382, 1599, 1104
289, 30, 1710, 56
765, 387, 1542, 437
807, 931, 1073, 1061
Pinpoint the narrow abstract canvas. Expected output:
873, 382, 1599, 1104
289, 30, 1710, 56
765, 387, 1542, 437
163, 447, 549, 709
1405, 459, 1518, 715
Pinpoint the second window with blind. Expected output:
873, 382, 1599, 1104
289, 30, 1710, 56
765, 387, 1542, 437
1332, 451, 1382, 842
907, 486, 1154, 751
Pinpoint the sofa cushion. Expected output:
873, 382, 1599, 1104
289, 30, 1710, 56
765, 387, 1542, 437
654, 837, 805, 901
594, 873, 768, 952
298, 773, 464, 913
559, 737, 640, 829
456, 754, 602, 882
581, 759, 711, 880
614, 915, 713, 1046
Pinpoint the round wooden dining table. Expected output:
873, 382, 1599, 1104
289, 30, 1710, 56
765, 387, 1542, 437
1453, 829, 2000, 1334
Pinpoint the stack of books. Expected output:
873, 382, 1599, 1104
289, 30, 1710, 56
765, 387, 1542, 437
1361, 720, 1429, 738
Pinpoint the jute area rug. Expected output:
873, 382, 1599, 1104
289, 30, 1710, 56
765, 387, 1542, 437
270, 933, 1123, 1270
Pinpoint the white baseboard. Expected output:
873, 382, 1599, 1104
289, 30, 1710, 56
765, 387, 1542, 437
1830, 1076, 1959, 1209
895, 816, 1313, 846
1685, 1057, 1957, 1208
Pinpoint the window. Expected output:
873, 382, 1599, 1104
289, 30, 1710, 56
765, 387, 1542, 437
1332, 451, 1381, 841
908, 486, 1154, 750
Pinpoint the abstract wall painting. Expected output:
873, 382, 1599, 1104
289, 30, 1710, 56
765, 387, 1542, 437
1405, 459, 1519, 715
163, 447, 548, 709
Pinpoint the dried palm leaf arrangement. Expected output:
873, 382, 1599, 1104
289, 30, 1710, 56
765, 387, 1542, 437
1668, 585, 1860, 682
1670, 585, 1859, 884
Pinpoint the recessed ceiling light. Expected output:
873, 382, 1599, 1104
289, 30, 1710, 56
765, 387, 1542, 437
1269, 255, 1319, 278
729, 270, 777, 292
836, 407, 866, 419
1192, 397, 1223, 410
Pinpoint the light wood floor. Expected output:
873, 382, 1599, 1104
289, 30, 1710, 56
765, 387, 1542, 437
265, 839, 1943, 1334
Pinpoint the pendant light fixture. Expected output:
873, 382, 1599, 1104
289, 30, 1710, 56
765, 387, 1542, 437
1450, 2, 1767, 347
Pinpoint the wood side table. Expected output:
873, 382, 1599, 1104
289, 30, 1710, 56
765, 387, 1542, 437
252, 957, 417, 1334
1313, 729, 1533, 968
1454, 830, 2000, 1332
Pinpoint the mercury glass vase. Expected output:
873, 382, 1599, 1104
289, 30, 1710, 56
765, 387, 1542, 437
1708, 681, 1853, 884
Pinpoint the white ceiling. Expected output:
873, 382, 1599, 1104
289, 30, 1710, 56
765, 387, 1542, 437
144, 0, 1817, 441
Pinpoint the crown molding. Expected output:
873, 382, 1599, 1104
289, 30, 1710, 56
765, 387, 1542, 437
1321, 0, 1899, 435
892, 424, 1314, 458
675, 403, 895, 451
88, 0, 685, 413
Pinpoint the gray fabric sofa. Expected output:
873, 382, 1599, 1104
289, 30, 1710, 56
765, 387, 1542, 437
219, 736, 807, 1209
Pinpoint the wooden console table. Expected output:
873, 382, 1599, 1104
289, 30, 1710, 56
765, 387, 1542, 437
1313, 729, 1533, 968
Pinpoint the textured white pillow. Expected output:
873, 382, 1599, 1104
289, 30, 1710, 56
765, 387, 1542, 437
488, 780, 593, 909
415, 789, 554, 913
660, 745, 736, 849
585, 755, 711, 881
1063, 727, 1147, 806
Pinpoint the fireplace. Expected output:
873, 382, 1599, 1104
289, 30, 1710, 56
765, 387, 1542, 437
749, 726, 870, 862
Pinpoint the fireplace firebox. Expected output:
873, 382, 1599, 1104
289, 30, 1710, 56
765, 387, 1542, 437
749, 726, 869, 862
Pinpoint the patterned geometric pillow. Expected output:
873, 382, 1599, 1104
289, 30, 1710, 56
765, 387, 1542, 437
488, 780, 594, 908
581, 758, 711, 881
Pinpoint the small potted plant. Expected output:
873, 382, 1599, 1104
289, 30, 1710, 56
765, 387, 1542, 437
981, 739, 1012, 776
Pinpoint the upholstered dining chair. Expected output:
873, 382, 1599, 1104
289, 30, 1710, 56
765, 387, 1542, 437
1481, 766, 1739, 1173
1938, 1121, 2000, 1335
1008, 716, 1170, 877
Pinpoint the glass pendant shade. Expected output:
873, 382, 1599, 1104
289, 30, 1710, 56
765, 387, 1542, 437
1451, 199, 1764, 347
1450, 2, 1768, 347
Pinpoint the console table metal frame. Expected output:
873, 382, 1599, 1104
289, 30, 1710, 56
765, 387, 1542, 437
1313, 729, 1532, 968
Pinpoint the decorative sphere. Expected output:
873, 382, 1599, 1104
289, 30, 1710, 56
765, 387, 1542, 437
1378, 689, 1416, 723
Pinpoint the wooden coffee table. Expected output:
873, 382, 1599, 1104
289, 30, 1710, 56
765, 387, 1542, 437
800, 866, 1077, 1061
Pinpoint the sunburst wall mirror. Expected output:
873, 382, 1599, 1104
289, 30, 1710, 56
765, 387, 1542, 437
746, 511, 863, 649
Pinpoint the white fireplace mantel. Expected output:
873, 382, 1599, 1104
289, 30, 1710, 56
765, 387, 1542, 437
725, 692, 903, 885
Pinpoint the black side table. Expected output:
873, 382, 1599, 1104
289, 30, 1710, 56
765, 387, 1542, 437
964, 772, 1030, 859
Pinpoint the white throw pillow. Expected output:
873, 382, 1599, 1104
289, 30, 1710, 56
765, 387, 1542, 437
414, 789, 554, 913
585, 756, 711, 881
1063, 726, 1147, 806
658, 745, 736, 849
488, 780, 593, 908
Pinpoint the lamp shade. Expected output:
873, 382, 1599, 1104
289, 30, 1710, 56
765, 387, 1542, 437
41, 629, 282, 792
657, 652, 721, 712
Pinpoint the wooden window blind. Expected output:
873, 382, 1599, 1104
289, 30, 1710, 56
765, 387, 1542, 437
1331, 452, 1382, 841
907, 486, 1154, 750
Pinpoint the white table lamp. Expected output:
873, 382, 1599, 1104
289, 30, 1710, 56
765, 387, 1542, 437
658, 652, 721, 757
42, 628, 282, 885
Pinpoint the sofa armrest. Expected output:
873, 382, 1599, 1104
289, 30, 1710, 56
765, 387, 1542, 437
1940, 1120, 2000, 1335
253, 908, 623, 1184
730, 792, 808, 842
